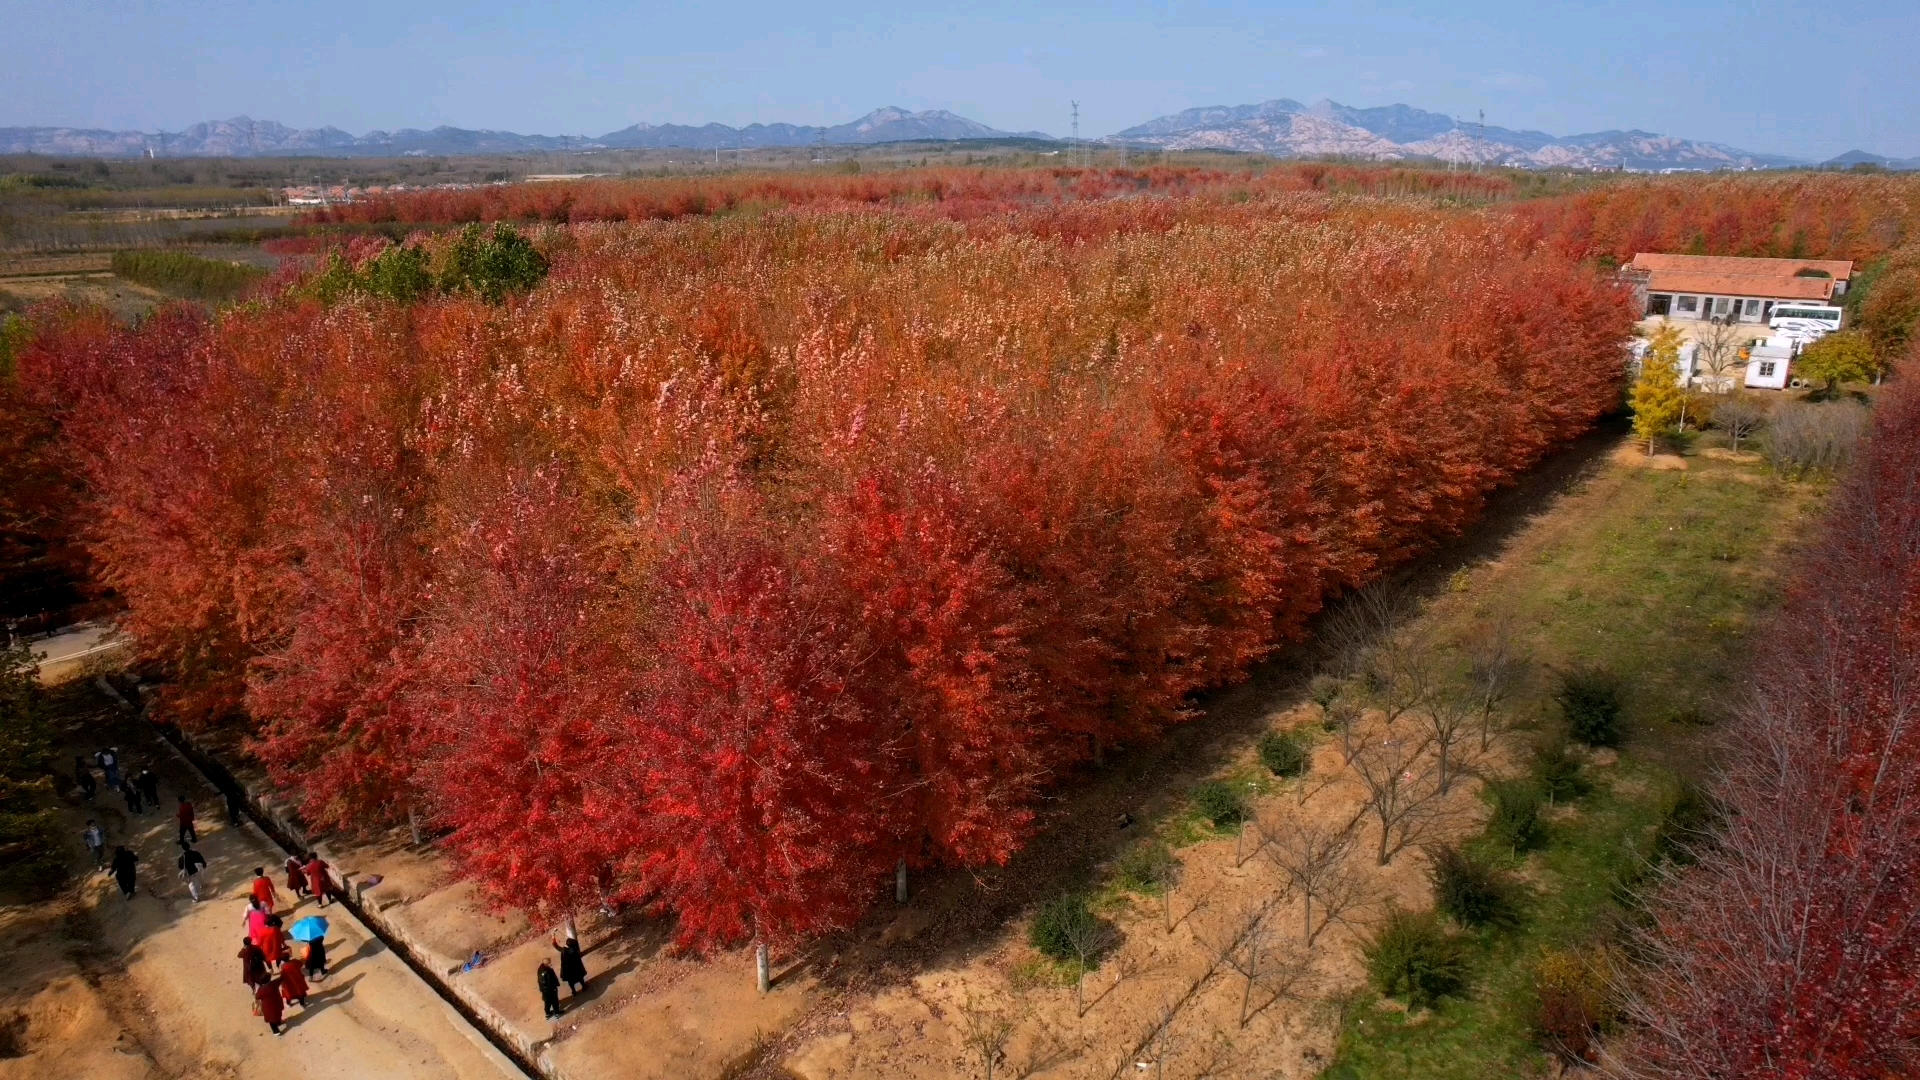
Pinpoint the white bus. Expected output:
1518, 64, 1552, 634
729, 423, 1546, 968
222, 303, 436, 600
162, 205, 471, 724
1768, 304, 1843, 343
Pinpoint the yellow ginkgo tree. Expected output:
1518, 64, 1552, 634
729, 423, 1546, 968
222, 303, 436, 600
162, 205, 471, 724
1632, 323, 1687, 454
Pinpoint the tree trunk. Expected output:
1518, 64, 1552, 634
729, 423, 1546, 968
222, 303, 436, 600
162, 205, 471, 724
895, 859, 908, 904
755, 942, 770, 993
407, 805, 421, 846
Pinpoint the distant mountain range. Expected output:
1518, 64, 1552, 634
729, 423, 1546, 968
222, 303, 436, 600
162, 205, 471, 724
0, 108, 1052, 158
1109, 98, 1839, 171
1, 99, 1912, 170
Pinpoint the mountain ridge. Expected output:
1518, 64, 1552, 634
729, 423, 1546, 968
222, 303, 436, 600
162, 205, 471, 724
2, 99, 1910, 169
0, 108, 1054, 158
1109, 98, 1818, 170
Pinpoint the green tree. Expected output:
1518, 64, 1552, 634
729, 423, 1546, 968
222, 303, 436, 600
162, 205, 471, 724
1631, 324, 1687, 453
1795, 330, 1879, 395
360, 244, 436, 304
0, 636, 63, 898
439, 223, 549, 303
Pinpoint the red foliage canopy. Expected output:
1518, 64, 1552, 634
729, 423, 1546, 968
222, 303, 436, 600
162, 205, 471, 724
16, 193, 1632, 949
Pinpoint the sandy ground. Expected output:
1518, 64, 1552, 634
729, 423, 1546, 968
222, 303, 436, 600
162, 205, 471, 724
0, 682, 524, 1080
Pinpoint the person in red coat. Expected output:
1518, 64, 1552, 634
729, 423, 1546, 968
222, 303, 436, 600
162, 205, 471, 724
238, 938, 268, 989
249, 867, 279, 912
254, 976, 286, 1035
302, 853, 331, 908
278, 958, 309, 1007
285, 854, 308, 900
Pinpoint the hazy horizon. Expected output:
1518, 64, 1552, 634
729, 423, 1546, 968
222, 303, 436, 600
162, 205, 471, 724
4, 0, 1916, 160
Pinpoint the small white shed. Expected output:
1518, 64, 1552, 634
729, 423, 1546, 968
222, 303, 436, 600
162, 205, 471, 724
1744, 340, 1794, 390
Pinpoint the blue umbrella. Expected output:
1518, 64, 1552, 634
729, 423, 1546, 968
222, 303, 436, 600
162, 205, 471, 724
289, 916, 329, 942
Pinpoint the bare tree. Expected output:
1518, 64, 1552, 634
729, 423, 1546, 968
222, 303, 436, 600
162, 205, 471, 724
1714, 393, 1767, 453
1414, 687, 1477, 796
1348, 726, 1440, 865
1064, 912, 1118, 1017
1693, 319, 1746, 394
1466, 620, 1526, 753
1320, 582, 1414, 680
956, 990, 1019, 1080
1264, 816, 1367, 946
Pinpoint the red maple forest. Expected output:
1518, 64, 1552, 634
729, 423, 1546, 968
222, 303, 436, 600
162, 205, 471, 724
5, 164, 1920, 1072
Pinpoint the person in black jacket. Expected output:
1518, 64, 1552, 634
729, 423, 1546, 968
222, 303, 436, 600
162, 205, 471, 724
109, 845, 139, 900
177, 841, 207, 902
553, 935, 588, 995
537, 960, 563, 1018
74, 757, 97, 802
135, 767, 160, 811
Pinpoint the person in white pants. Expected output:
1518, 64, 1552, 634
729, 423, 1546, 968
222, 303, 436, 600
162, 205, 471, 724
177, 841, 207, 902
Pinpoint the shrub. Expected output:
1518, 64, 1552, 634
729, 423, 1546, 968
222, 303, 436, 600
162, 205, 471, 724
1484, 778, 1546, 852
1531, 736, 1591, 803
1555, 666, 1624, 747
1115, 840, 1177, 896
1029, 894, 1108, 963
1257, 730, 1308, 778
1532, 946, 1621, 1065
110, 250, 264, 301
1426, 843, 1520, 928
1649, 780, 1714, 866
439, 222, 548, 302
1364, 907, 1470, 1008
1763, 401, 1870, 477
1191, 780, 1246, 828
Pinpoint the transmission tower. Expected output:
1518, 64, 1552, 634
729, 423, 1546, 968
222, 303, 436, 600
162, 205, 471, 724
1476, 109, 1486, 173
1070, 101, 1080, 167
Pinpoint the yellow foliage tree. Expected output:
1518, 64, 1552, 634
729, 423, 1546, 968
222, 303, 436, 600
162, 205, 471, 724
1632, 324, 1687, 454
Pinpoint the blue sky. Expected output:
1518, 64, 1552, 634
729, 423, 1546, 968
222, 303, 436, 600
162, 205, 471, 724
4, 0, 1916, 159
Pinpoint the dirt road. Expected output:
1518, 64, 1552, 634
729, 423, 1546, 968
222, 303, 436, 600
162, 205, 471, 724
1, 686, 524, 1080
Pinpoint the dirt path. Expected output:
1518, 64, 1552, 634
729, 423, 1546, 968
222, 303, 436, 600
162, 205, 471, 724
0, 688, 524, 1080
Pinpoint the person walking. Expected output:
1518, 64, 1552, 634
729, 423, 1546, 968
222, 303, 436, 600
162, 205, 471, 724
302, 936, 328, 981
120, 778, 144, 816
224, 786, 245, 826
249, 867, 279, 912
258, 915, 288, 966
82, 820, 105, 868
109, 845, 139, 900
177, 841, 207, 901
254, 975, 286, 1035
238, 937, 269, 990
176, 797, 197, 844
74, 757, 97, 803
278, 955, 309, 1007
552, 935, 588, 996
537, 960, 562, 1019
135, 767, 160, 811
302, 853, 331, 908
96, 747, 121, 791
284, 853, 308, 901
245, 898, 271, 948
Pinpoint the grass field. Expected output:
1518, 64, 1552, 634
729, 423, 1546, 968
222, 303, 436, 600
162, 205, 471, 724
1323, 446, 1828, 1078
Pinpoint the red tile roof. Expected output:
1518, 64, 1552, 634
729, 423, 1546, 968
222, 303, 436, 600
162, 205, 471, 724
1647, 271, 1835, 301
1627, 253, 1852, 280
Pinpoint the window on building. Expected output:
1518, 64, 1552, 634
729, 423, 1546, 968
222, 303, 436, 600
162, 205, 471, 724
1744, 299, 1761, 316
1649, 294, 1672, 316
1758, 361, 1776, 378
1714, 297, 1731, 315
1677, 295, 1699, 313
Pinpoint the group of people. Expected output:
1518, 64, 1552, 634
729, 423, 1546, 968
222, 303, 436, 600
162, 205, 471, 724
240, 866, 331, 1035
75, 748, 164, 819
536, 925, 590, 1019
77, 754, 212, 903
